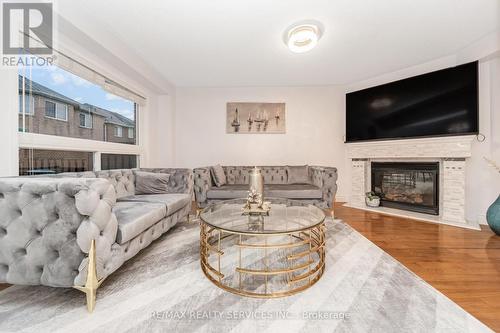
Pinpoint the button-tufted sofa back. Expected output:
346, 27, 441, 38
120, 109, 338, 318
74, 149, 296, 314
55, 168, 193, 199
223, 166, 304, 185
139, 168, 193, 195
260, 166, 289, 184
95, 169, 135, 199
53, 171, 97, 178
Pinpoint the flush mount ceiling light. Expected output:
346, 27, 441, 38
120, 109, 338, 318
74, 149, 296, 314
284, 21, 323, 53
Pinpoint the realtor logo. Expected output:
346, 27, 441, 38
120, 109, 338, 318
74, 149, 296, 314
2, 2, 53, 55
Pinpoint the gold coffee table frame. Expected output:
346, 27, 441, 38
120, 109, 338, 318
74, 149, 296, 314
199, 200, 326, 298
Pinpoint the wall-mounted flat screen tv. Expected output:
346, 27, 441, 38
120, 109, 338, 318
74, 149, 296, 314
345, 61, 479, 142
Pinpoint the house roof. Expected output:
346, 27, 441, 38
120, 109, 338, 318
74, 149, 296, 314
19, 75, 135, 128
81, 103, 135, 128
19, 75, 80, 106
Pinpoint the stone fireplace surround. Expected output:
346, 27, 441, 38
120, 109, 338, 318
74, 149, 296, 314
345, 135, 479, 230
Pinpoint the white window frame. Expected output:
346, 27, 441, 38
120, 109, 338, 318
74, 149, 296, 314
79, 112, 92, 128
114, 126, 123, 137
128, 127, 134, 139
44, 100, 68, 121
18, 95, 34, 115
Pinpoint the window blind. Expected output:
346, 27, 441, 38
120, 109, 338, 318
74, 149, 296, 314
55, 51, 146, 105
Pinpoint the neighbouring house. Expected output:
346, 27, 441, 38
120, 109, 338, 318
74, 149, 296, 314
19, 75, 135, 145
18, 76, 107, 141
81, 103, 135, 144
105, 111, 135, 144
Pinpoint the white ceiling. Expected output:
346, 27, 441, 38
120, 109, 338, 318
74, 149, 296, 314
60, 0, 499, 87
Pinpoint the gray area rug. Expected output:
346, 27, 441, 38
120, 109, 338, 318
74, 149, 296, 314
0, 219, 492, 333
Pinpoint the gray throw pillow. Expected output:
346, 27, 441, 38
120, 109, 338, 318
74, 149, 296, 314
210, 165, 227, 187
287, 165, 309, 184
134, 171, 171, 194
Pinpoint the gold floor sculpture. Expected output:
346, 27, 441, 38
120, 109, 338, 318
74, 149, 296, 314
73, 239, 106, 312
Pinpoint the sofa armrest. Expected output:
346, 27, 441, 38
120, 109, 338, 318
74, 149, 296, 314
73, 179, 124, 286
193, 167, 212, 206
0, 178, 121, 288
309, 166, 338, 208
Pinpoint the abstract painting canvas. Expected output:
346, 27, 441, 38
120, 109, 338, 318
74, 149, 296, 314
226, 102, 286, 134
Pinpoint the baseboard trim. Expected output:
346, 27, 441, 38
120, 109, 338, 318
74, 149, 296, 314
478, 214, 488, 225
335, 195, 348, 202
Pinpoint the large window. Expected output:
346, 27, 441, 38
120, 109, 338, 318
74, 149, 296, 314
17, 53, 143, 176
18, 64, 138, 145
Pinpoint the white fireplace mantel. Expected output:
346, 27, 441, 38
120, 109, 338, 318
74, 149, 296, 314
347, 135, 475, 159
345, 135, 478, 230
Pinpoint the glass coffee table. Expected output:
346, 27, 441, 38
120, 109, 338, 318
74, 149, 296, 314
199, 198, 326, 298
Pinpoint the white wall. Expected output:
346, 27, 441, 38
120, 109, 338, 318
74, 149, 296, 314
146, 94, 177, 167
0, 68, 19, 177
469, 56, 500, 224
175, 86, 348, 200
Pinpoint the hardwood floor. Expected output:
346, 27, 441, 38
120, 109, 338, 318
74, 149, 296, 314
333, 202, 500, 332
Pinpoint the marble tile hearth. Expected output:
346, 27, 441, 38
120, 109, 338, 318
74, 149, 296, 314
345, 135, 479, 230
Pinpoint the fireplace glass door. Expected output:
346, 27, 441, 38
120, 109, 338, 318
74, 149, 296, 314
371, 162, 439, 215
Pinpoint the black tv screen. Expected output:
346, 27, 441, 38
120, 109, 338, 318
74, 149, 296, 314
345, 61, 479, 142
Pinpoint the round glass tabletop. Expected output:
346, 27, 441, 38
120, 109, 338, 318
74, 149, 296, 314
199, 198, 326, 235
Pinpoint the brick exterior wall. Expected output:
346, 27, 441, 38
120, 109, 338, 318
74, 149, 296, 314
19, 95, 106, 141
105, 124, 135, 144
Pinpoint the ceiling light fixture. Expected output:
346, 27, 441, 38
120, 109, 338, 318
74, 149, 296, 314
284, 21, 323, 53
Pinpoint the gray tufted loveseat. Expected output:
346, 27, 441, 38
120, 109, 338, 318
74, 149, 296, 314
194, 165, 337, 209
0, 168, 193, 310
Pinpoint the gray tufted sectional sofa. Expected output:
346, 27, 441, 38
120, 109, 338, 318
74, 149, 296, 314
0, 168, 193, 308
194, 165, 337, 209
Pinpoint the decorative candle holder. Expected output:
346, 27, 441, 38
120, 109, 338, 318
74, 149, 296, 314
249, 166, 264, 199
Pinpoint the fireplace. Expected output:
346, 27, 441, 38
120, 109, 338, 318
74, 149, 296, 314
371, 162, 439, 215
